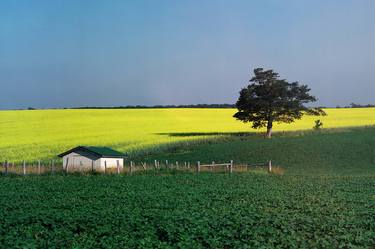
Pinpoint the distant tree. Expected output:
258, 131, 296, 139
313, 119, 323, 130
233, 68, 326, 138
350, 102, 361, 108
348, 102, 375, 108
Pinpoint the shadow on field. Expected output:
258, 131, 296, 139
157, 126, 375, 139
156, 132, 258, 137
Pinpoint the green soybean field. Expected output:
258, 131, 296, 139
0, 174, 374, 248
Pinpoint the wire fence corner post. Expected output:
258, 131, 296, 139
22, 160, 26, 176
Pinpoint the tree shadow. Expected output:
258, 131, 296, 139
155, 131, 258, 137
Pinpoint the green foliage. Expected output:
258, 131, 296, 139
313, 119, 323, 130
135, 126, 375, 176
233, 68, 326, 136
0, 174, 373, 248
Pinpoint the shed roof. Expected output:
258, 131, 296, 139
58, 146, 126, 158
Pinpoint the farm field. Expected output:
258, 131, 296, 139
0, 173, 374, 248
137, 126, 375, 176
1, 109, 374, 248
1, 108, 375, 162
2, 1, 374, 248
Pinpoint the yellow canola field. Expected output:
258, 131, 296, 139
0, 108, 374, 161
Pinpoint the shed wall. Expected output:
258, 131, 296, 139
62, 152, 100, 171
100, 158, 124, 169
62, 153, 124, 172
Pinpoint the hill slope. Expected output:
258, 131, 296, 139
137, 126, 375, 176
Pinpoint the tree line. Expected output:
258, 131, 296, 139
69, 104, 236, 109
23, 103, 374, 111
336, 103, 375, 108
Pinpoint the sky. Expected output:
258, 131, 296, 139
0, 0, 374, 109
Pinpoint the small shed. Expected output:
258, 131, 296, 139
58, 146, 126, 172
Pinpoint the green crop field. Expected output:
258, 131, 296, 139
0, 173, 374, 248
137, 126, 375, 176
1, 108, 375, 162
1, 108, 374, 248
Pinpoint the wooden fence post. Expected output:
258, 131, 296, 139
130, 161, 133, 174
154, 160, 158, 170
230, 160, 233, 173
23, 160, 26, 175
5, 161, 8, 175
38, 160, 41, 175
165, 160, 168, 169
188, 162, 190, 169
104, 160, 107, 174
197, 161, 200, 173
176, 161, 179, 169
91, 160, 94, 173
268, 160, 272, 173
117, 160, 120, 174
211, 161, 214, 172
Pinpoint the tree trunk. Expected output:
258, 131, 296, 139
266, 120, 273, 138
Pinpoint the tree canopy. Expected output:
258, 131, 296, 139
233, 68, 326, 138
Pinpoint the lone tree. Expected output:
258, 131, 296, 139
234, 68, 326, 138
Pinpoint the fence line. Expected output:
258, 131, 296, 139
0, 159, 271, 176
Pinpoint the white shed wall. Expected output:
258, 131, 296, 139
100, 158, 124, 169
62, 152, 100, 171
62, 152, 124, 172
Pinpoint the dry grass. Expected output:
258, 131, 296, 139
0, 162, 272, 175
270, 166, 285, 175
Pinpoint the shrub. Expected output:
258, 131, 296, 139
313, 119, 323, 130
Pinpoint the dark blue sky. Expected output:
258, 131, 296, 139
1, 0, 374, 109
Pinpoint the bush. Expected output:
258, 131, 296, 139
313, 119, 323, 130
